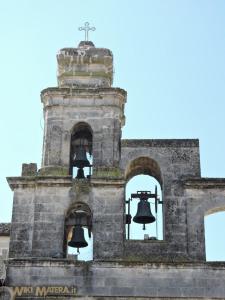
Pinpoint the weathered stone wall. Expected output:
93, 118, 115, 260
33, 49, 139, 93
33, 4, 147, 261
7, 176, 125, 261
121, 139, 201, 180
184, 178, 225, 261
7, 177, 72, 259
8, 187, 35, 258
6, 260, 225, 299
41, 88, 126, 170
57, 42, 113, 88
7, 139, 208, 261
0, 225, 10, 283
120, 139, 202, 261
91, 179, 125, 260
5, 40, 225, 299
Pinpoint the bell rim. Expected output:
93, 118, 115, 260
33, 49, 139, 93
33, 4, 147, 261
73, 161, 90, 168
68, 241, 88, 248
133, 216, 156, 224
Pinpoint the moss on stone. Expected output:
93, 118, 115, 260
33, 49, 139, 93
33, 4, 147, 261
60, 55, 113, 66
93, 167, 123, 179
59, 71, 112, 79
38, 166, 69, 176
121, 254, 193, 264
73, 179, 91, 194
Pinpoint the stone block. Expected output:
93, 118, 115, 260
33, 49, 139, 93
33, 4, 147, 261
22, 163, 37, 176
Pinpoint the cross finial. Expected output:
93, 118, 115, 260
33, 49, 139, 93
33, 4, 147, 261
78, 22, 96, 41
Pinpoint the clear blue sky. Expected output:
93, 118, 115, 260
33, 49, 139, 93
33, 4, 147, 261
0, 0, 225, 260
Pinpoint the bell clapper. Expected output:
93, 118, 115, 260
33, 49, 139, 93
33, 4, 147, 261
77, 248, 80, 254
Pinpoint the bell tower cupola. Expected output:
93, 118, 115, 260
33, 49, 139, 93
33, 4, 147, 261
57, 41, 113, 88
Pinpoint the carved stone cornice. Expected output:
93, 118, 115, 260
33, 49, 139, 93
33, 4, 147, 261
7, 176, 72, 191
41, 87, 126, 109
122, 139, 199, 148
183, 178, 225, 189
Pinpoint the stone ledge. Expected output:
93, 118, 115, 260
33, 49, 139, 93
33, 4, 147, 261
7, 176, 72, 190
41, 87, 127, 98
7, 174, 126, 190
38, 166, 68, 176
6, 258, 88, 267
6, 258, 225, 269
91, 178, 125, 187
6, 260, 225, 298
122, 139, 199, 148
92, 167, 123, 179
59, 46, 113, 57
184, 178, 225, 189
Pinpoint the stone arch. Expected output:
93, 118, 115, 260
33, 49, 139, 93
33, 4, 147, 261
124, 156, 163, 241
204, 208, 225, 261
70, 121, 93, 136
186, 188, 225, 261
205, 205, 225, 216
69, 122, 93, 176
63, 202, 93, 258
203, 197, 225, 261
125, 156, 163, 186
65, 201, 92, 237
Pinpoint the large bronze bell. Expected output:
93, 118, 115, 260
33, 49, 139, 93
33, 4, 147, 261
68, 225, 88, 248
73, 147, 90, 169
133, 200, 156, 224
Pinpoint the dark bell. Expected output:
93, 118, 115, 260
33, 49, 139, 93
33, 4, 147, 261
68, 226, 88, 248
133, 200, 156, 224
76, 168, 85, 179
73, 147, 90, 168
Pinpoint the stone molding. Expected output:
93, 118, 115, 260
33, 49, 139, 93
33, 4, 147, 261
7, 175, 125, 190
184, 178, 225, 189
7, 176, 72, 190
91, 178, 125, 187
122, 139, 199, 148
6, 258, 225, 269
41, 87, 126, 105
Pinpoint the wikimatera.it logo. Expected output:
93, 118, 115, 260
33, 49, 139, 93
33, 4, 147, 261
0, 285, 77, 298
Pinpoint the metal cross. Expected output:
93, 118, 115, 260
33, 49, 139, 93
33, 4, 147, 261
78, 22, 96, 41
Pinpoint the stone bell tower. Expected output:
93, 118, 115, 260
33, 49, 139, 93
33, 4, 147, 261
4, 30, 225, 299
7, 38, 126, 261
41, 40, 125, 172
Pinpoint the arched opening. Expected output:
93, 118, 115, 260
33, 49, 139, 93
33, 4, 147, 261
204, 209, 225, 261
64, 202, 93, 261
125, 157, 163, 241
70, 122, 93, 179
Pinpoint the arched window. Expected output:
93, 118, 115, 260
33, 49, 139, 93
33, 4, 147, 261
64, 202, 93, 261
204, 211, 225, 261
70, 122, 93, 178
125, 157, 163, 241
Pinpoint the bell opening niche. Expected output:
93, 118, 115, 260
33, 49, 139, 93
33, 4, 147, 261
64, 202, 93, 261
70, 122, 93, 179
125, 157, 163, 241
204, 210, 225, 261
